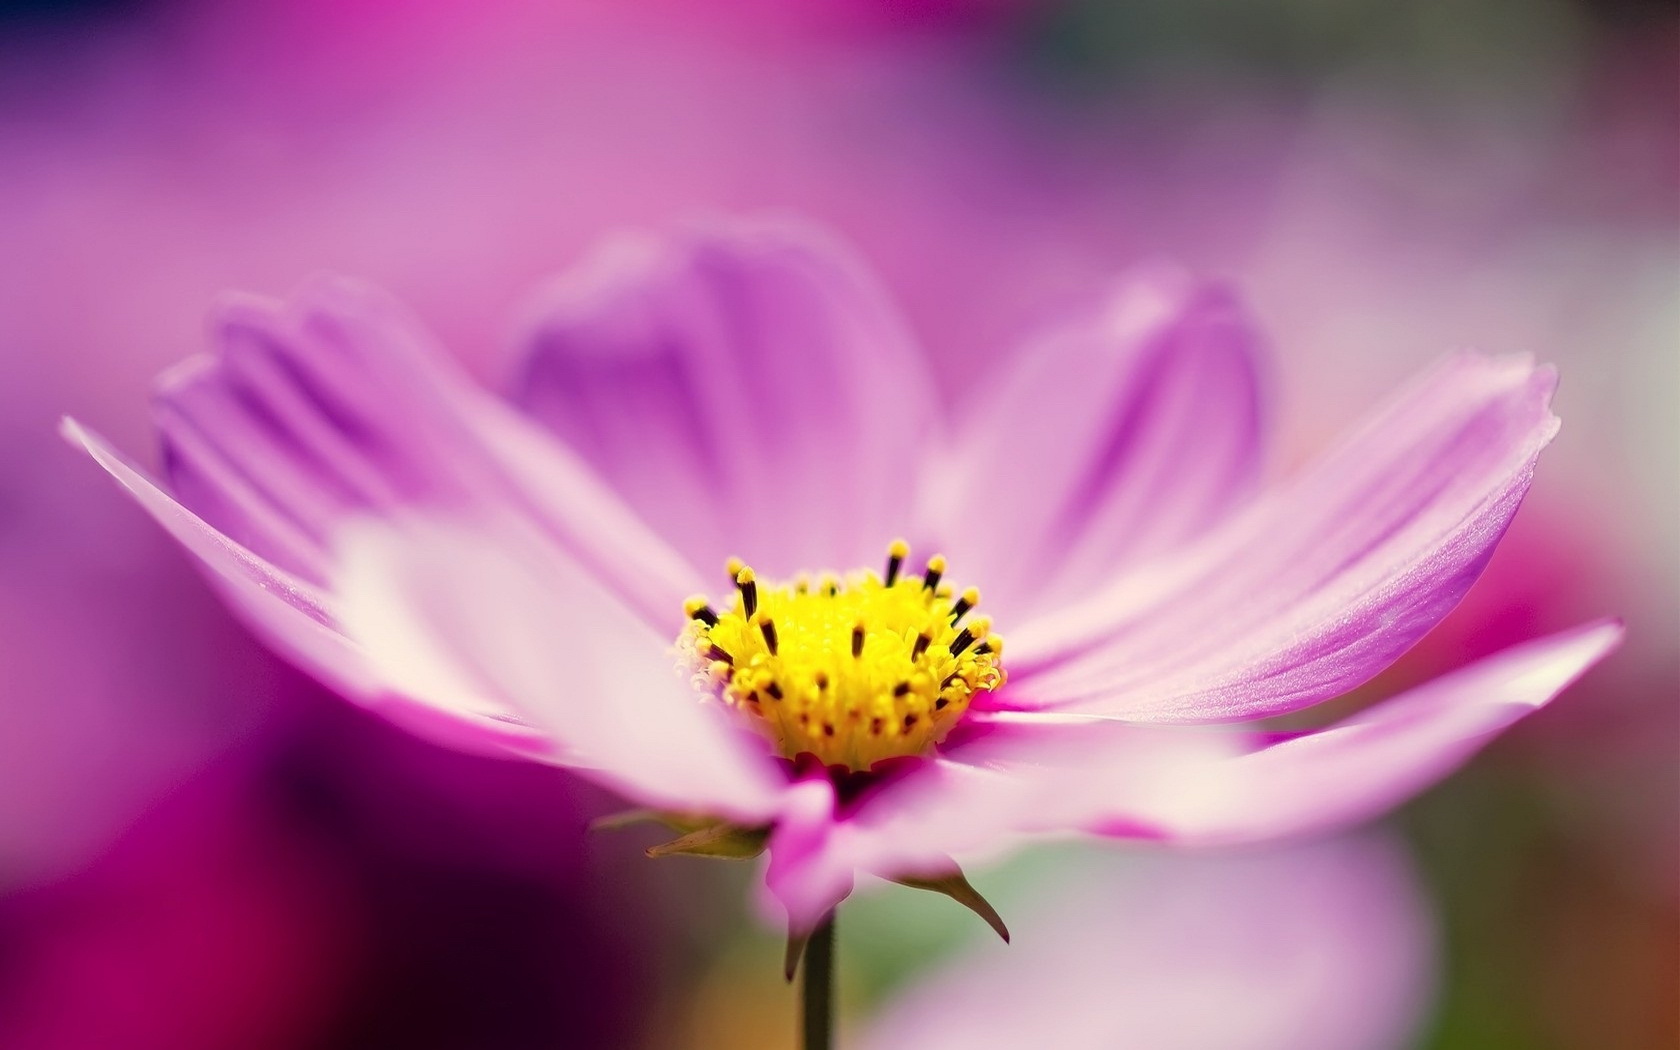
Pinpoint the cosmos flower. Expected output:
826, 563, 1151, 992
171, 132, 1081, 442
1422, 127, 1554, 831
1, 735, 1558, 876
65, 218, 1621, 934
861, 834, 1436, 1050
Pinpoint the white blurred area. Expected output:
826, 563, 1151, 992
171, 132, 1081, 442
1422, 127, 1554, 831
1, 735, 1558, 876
860, 837, 1435, 1050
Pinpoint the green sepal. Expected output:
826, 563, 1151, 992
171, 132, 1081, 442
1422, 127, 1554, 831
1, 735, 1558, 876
644, 822, 770, 861
893, 866, 1010, 943
589, 809, 719, 835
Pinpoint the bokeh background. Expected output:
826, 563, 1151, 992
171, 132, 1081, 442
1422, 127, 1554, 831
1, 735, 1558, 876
0, 1, 1674, 1047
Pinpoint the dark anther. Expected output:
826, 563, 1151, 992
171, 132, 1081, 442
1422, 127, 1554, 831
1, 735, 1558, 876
949, 628, 976, 656
707, 645, 734, 664
759, 618, 779, 655
935, 697, 949, 710
949, 595, 974, 623
892, 681, 911, 697
852, 625, 865, 658
885, 550, 904, 587
766, 681, 784, 700
922, 562, 943, 592
737, 575, 758, 618
902, 714, 919, 730
911, 633, 932, 661
690, 604, 719, 626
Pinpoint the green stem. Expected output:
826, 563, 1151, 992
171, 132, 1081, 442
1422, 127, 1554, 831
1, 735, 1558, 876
801, 912, 836, 1050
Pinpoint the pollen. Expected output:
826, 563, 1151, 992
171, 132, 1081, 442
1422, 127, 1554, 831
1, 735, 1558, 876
677, 541, 1007, 771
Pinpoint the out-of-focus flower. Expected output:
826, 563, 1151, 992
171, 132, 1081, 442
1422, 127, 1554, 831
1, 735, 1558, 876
0, 765, 358, 1050
66, 217, 1620, 932
860, 835, 1436, 1050
0, 715, 657, 1050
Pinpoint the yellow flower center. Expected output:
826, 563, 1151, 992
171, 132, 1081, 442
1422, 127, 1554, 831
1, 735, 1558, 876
678, 541, 1007, 772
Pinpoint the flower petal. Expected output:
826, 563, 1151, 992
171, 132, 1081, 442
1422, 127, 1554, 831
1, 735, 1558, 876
334, 516, 787, 823
511, 218, 939, 580
1014, 352, 1561, 722
70, 279, 713, 757
757, 716, 1241, 916
1141, 619, 1623, 846
861, 836, 1435, 1050
761, 777, 851, 933
63, 419, 354, 681
925, 271, 1265, 619
60, 419, 552, 758
151, 276, 701, 630
769, 620, 1615, 905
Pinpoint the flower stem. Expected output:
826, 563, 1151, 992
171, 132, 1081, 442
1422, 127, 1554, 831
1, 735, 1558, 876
801, 912, 836, 1050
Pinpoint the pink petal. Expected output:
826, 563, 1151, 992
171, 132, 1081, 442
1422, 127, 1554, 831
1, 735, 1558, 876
861, 835, 1435, 1050
1141, 619, 1624, 846
60, 419, 552, 759
63, 419, 349, 675
770, 620, 1615, 904
758, 716, 1240, 917
926, 270, 1265, 619
151, 276, 701, 631
761, 777, 850, 932
70, 279, 714, 758
511, 218, 939, 580
334, 516, 787, 823
1014, 352, 1562, 723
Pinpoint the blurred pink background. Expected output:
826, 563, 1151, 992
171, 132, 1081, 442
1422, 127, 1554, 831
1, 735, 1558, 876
0, 1, 1673, 1046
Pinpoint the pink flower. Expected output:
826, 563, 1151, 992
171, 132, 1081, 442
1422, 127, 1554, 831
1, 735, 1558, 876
65, 218, 1621, 932
861, 835, 1436, 1050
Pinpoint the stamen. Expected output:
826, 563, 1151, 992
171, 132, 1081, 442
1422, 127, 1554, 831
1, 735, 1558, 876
911, 632, 932, 661
922, 555, 946, 593
885, 538, 910, 587
678, 551, 1006, 771
951, 616, 991, 656
735, 567, 758, 618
